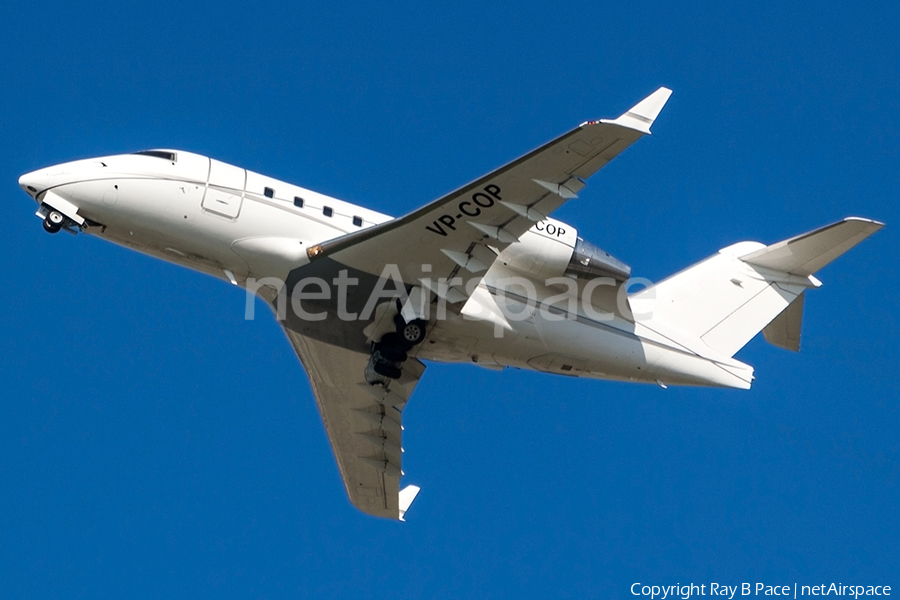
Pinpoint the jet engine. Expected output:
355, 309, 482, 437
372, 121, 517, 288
497, 217, 631, 282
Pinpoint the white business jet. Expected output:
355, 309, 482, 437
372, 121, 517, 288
19, 88, 882, 520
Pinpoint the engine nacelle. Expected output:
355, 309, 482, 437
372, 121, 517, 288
498, 217, 631, 282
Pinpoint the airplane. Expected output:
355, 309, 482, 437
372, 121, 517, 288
18, 88, 883, 521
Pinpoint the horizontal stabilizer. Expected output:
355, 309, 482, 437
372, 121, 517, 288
740, 217, 884, 276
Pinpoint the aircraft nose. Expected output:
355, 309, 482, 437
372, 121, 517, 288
19, 168, 50, 200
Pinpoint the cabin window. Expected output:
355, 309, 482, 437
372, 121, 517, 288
352, 216, 363, 227
131, 150, 176, 162
264, 187, 275, 198
294, 196, 304, 208
323, 206, 333, 217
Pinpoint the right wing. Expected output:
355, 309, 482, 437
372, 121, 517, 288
307, 88, 672, 305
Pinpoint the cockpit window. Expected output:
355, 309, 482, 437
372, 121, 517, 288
132, 150, 177, 162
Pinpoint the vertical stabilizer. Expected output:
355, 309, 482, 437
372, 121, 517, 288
630, 218, 882, 358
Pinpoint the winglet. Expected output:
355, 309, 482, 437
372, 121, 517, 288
398, 485, 421, 521
600, 87, 672, 134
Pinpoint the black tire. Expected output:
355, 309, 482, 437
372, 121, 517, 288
373, 361, 402, 379
373, 344, 407, 363
379, 331, 412, 351
47, 211, 64, 225
398, 319, 427, 345
42, 218, 61, 234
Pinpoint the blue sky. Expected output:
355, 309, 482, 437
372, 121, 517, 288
1, 1, 898, 597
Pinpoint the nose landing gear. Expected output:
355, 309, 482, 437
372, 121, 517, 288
37, 202, 88, 235
42, 210, 64, 234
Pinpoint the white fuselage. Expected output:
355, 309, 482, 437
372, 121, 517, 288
19, 150, 754, 390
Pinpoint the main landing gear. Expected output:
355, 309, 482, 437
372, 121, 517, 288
365, 314, 428, 386
397, 315, 427, 346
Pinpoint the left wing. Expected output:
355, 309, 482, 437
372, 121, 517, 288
283, 327, 424, 520
307, 87, 672, 305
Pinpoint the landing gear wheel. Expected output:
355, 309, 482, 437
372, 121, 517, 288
42, 218, 61, 234
398, 319, 427, 346
379, 332, 412, 352
42, 210, 64, 234
373, 343, 407, 363
373, 361, 402, 379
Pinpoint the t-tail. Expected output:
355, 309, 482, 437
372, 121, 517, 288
630, 217, 883, 380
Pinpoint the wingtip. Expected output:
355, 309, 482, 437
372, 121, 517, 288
630, 87, 673, 122
599, 87, 673, 134
844, 216, 885, 229
398, 484, 421, 521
